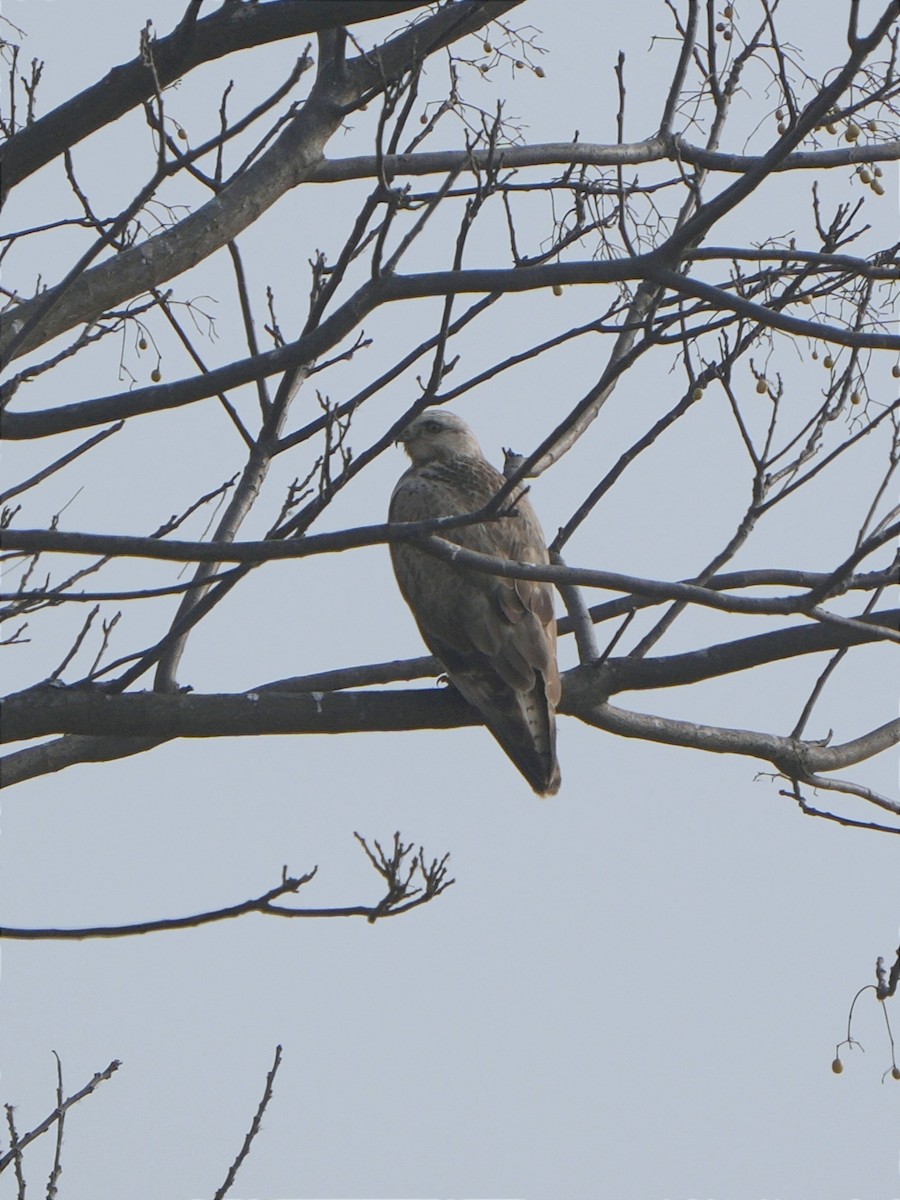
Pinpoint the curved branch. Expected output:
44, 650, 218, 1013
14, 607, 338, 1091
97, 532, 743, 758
5, 600, 898, 752
792, 771, 900, 821
570, 698, 900, 812
4, 673, 896, 803
0, 868, 455, 936
0, 870, 319, 939
0, 261, 639, 436
4, 526, 897, 627
3, 565, 890, 611
5, 249, 897, 438
0, 833, 454, 938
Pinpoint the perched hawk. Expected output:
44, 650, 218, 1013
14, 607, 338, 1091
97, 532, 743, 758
389, 409, 561, 796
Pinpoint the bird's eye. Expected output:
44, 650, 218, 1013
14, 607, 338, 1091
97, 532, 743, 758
426, 420, 441, 433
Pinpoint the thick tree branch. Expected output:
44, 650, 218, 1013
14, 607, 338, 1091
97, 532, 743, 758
0, 685, 479, 744
4, 667, 897, 804
5, 604, 895, 745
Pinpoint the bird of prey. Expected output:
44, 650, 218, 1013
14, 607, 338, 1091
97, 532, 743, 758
389, 409, 561, 796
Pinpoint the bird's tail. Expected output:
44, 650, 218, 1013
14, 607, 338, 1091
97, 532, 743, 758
452, 671, 560, 797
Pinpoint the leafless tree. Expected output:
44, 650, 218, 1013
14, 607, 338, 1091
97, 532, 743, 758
2, 0, 899, 853
3, 1, 899, 1189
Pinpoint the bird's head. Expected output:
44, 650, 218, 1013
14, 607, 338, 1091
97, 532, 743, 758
395, 409, 485, 465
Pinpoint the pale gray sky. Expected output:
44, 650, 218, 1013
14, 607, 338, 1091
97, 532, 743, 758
2, 2, 898, 1197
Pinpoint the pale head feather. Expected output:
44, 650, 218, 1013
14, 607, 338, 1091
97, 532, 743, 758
396, 410, 485, 465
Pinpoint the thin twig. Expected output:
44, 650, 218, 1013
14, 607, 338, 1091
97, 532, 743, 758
211, 1046, 283, 1200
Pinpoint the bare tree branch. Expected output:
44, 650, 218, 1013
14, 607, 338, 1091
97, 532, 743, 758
212, 1045, 283, 1200
0, 834, 453, 938
2, 0, 896, 827
0, 1, 521, 361
0, 1060, 121, 1174
0, 2, 440, 194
